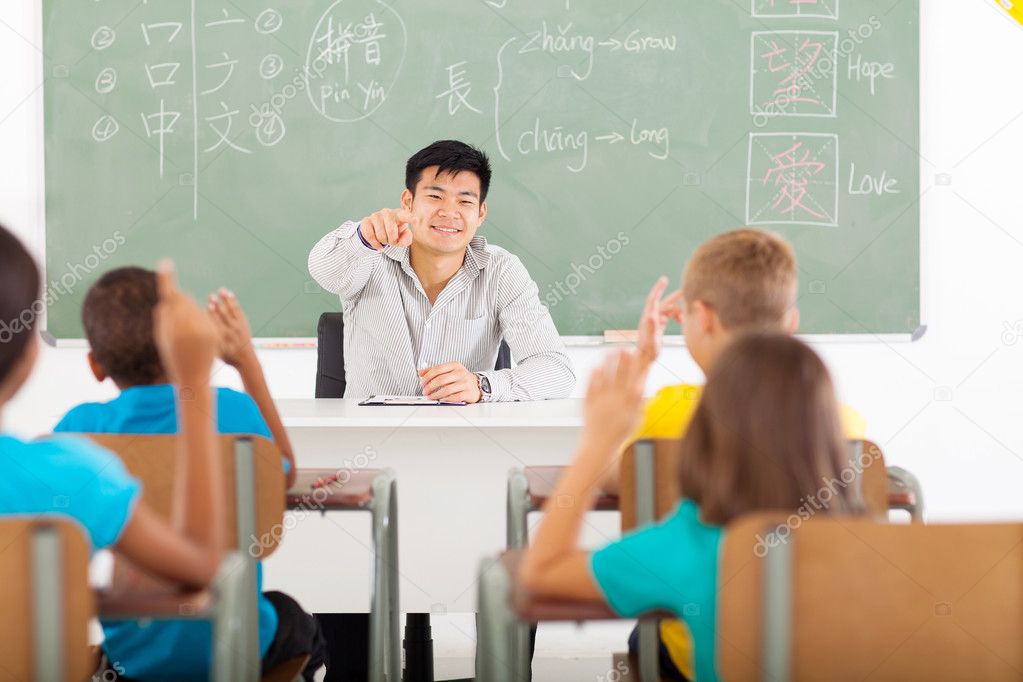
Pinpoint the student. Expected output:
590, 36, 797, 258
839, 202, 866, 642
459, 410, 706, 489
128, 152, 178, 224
632, 228, 865, 445
53, 266, 323, 681
616, 228, 867, 681
519, 332, 865, 682
0, 225, 226, 673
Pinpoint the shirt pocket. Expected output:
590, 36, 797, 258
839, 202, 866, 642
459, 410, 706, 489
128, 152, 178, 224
441, 311, 495, 370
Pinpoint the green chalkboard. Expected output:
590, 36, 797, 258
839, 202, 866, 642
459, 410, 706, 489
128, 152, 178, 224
43, 0, 919, 338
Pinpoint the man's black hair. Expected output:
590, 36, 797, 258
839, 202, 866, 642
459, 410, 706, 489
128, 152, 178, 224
405, 140, 492, 202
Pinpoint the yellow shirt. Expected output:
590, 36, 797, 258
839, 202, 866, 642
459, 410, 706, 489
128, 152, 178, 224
631, 384, 867, 680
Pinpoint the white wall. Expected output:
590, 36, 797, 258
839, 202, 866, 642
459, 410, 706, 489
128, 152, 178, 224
3, 0, 1023, 523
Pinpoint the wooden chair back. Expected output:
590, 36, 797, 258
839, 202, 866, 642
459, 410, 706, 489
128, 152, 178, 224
718, 514, 1023, 681
618, 438, 683, 532
0, 517, 94, 681
619, 439, 893, 533
85, 434, 286, 559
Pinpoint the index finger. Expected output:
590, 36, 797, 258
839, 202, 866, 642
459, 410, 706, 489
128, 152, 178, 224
156, 259, 178, 299
660, 288, 684, 313
661, 288, 683, 306
644, 277, 669, 315
394, 208, 418, 226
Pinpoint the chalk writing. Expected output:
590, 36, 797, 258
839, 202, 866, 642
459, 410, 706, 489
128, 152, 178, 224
751, 31, 838, 118
747, 133, 838, 226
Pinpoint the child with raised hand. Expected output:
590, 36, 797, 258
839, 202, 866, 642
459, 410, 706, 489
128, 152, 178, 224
607, 229, 868, 680
54, 266, 322, 681
520, 332, 864, 682
0, 223, 224, 655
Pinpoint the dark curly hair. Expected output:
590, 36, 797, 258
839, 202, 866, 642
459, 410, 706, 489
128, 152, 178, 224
81, 267, 165, 386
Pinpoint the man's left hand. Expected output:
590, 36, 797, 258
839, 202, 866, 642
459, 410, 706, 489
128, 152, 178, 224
419, 362, 483, 403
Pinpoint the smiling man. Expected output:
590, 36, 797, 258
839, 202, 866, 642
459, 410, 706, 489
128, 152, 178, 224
308, 140, 575, 403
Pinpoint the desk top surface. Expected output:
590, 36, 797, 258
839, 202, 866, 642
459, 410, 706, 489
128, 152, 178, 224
277, 398, 584, 428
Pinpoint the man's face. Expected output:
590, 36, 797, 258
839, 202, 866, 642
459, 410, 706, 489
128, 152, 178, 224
402, 166, 487, 256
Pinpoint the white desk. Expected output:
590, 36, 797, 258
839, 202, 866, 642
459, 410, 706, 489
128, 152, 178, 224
262, 399, 621, 614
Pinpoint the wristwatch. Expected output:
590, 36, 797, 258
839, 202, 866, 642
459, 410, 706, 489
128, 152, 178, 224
475, 372, 493, 403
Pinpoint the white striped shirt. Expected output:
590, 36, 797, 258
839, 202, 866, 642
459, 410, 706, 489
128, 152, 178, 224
307, 221, 576, 401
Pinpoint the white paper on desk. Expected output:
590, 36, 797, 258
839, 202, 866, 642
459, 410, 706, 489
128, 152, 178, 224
359, 394, 467, 406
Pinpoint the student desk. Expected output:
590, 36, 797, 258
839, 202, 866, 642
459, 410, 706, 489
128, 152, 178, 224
263, 399, 621, 614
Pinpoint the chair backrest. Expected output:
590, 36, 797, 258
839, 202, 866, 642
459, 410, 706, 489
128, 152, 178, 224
718, 513, 1023, 681
85, 434, 286, 559
618, 439, 682, 532
853, 439, 890, 519
618, 439, 893, 533
0, 517, 93, 681
316, 312, 346, 399
315, 311, 514, 398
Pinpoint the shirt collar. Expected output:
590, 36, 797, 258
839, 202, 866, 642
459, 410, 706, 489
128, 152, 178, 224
382, 234, 492, 272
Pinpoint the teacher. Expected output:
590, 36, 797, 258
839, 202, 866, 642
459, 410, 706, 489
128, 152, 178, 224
308, 140, 575, 402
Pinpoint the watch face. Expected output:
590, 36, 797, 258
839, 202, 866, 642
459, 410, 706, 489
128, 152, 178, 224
481, 375, 492, 393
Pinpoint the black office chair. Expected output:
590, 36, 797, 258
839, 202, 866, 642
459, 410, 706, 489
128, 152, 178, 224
315, 312, 513, 399
314, 312, 511, 682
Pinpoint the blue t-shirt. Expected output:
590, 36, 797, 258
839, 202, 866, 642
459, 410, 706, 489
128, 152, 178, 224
55, 384, 279, 682
591, 499, 723, 682
0, 433, 141, 549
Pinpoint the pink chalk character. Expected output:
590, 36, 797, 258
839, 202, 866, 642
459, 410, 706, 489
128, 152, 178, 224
762, 142, 827, 219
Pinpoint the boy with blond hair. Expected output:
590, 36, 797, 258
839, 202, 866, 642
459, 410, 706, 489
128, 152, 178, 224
623, 227, 865, 681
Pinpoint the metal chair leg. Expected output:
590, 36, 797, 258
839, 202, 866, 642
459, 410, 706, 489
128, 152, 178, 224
505, 468, 535, 680
506, 468, 531, 549
476, 558, 516, 682
211, 552, 248, 682
637, 620, 660, 682
369, 469, 400, 682
233, 440, 262, 681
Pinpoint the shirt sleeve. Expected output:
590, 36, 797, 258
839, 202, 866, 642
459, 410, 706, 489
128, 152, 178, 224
482, 254, 576, 401
591, 522, 682, 617
307, 221, 383, 301
46, 436, 142, 550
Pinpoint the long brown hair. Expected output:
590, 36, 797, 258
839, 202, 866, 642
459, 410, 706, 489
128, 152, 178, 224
679, 331, 863, 525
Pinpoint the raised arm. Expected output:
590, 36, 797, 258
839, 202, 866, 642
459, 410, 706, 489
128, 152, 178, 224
601, 276, 683, 495
483, 255, 576, 401
307, 209, 418, 298
520, 349, 649, 599
114, 261, 224, 590
208, 288, 297, 488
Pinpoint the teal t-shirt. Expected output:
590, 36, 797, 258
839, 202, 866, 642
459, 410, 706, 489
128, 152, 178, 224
591, 499, 723, 682
0, 433, 141, 548
55, 384, 279, 682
